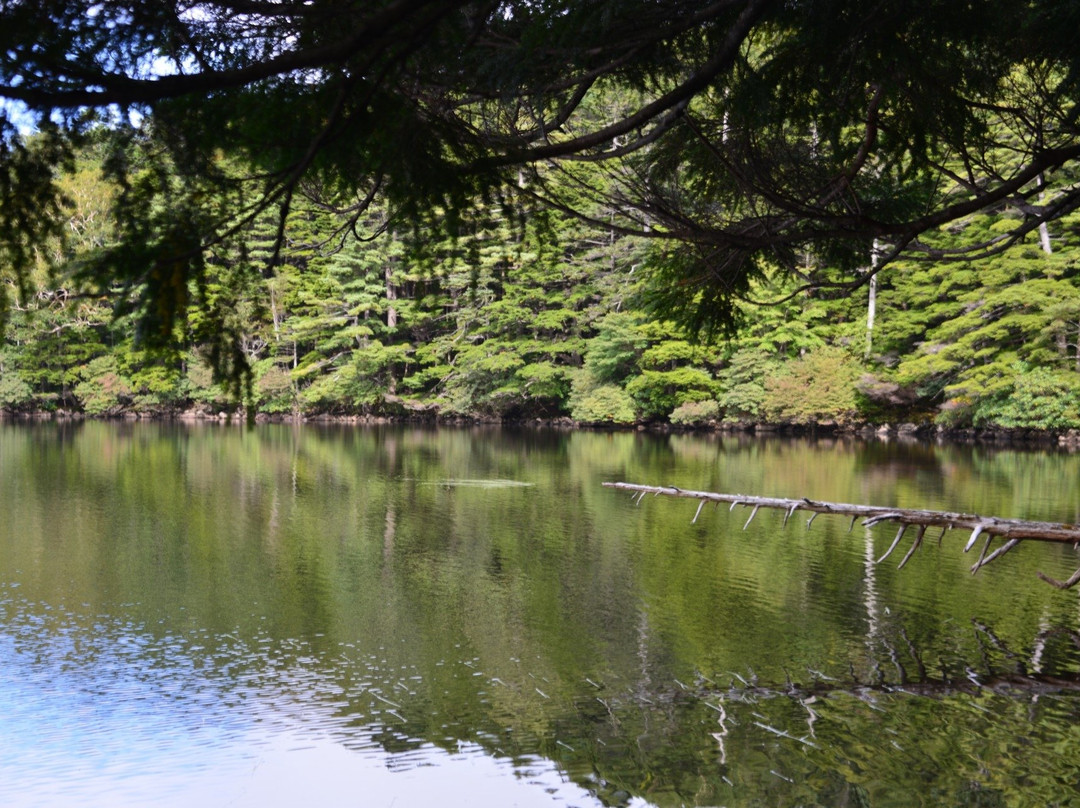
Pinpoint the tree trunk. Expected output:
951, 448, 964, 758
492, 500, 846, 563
1038, 173, 1053, 255
385, 263, 398, 329
864, 239, 882, 359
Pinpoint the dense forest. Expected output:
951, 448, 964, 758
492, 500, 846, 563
2, 2, 1079, 432
3, 131, 1080, 433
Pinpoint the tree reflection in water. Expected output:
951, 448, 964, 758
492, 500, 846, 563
0, 422, 1079, 806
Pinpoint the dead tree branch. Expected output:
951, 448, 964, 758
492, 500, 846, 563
603, 482, 1080, 589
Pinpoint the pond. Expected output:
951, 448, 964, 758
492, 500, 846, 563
1, 422, 1079, 806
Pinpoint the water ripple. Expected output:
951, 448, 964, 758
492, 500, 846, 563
0, 596, 632, 808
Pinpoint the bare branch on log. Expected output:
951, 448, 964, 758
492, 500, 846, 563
603, 482, 1080, 589
973, 538, 1020, 573
877, 525, 908, 564
971, 534, 994, 574
898, 525, 927, 570
1038, 568, 1080, 589
964, 524, 986, 552
865, 512, 903, 528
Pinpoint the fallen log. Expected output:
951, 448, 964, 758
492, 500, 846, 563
602, 482, 1080, 589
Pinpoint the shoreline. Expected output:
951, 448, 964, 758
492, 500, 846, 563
3, 407, 1079, 449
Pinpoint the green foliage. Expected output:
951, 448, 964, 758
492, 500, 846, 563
568, 371, 638, 424
960, 366, 1080, 430
608, 321, 721, 419
0, 367, 32, 411
182, 354, 233, 410
254, 362, 296, 415
583, 313, 647, 385
73, 355, 132, 415
113, 343, 184, 412
625, 367, 716, 420
763, 347, 861, 424
4, 129, 1080, 432
516, 362, 569, 407
669, 399, 720, 426
4, 0, 1079, 361
0, 126, 78, 330
888, 212, 1080, 423
716, 348, 781, 421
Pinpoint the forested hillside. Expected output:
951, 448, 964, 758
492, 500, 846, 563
3, 135, 1080, 431
2, 2, 1079, 431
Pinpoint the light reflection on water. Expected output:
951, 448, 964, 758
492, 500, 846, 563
0, 592, 642, 808
3, 423, 1080, 805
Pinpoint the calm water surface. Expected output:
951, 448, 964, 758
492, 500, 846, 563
2, 422, 1080, 806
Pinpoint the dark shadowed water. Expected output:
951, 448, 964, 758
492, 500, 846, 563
2, 422, 1079, 807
